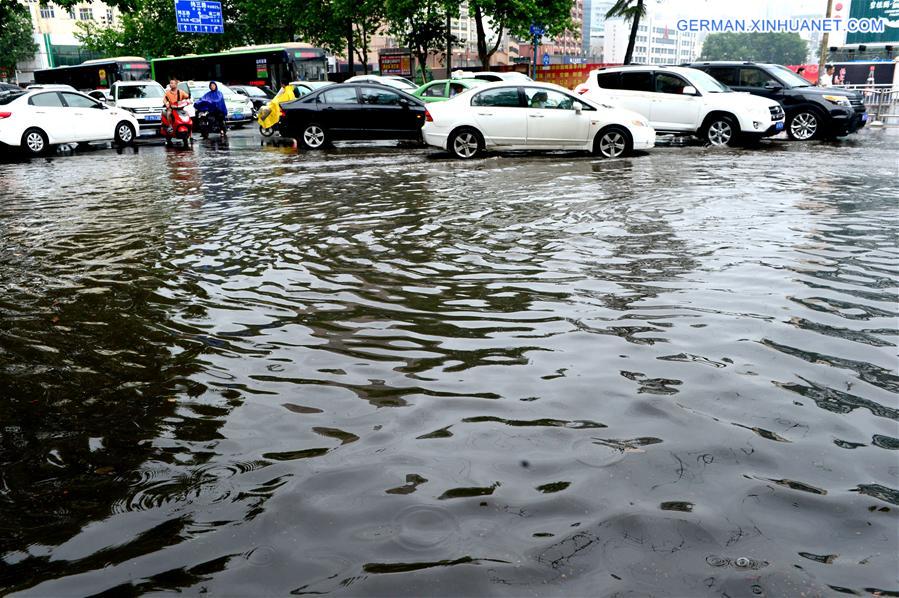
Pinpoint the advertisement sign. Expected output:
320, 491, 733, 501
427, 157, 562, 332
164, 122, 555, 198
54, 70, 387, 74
832, 61, 896, 84
379, 53, 413, 77
174, 0, 224, 34
847, 0, 899, 43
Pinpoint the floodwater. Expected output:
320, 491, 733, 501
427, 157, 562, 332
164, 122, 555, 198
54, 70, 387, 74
1, 131, 897, 596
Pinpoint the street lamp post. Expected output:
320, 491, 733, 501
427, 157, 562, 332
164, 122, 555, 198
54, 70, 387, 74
530, 24, 544, 80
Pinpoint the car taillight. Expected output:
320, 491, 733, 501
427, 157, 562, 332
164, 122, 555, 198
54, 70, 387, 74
425, 109, 433, 122
0, 112, 11, 119
577, 88, 588, 95
279, 108, 286, 118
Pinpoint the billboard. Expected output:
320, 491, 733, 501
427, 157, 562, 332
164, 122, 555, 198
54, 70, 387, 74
379, 52, 413, 77
846, 0, 899, 44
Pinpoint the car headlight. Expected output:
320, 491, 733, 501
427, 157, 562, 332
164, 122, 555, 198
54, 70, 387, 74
823, 94, 851, 107
630, 119, 648, 127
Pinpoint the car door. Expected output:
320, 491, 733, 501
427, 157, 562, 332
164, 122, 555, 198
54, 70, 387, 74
419, 81, 448, 102
649, 72, 702, 131
316, 86, 363, 137
734, 67, 783, 102
27, 92, 72, 142
358, 86, 421, 138
522, 87, 591, 147
470, 86, 526, 146
613, 71, 654, 122
61, 91, 109, 141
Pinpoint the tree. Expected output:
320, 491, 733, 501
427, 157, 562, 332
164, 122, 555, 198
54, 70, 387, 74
605, 0, 644, 65
386, 0, 457, 81
0, 0, 37, 78
467, 0, 573, 69
700, 32, 808, 65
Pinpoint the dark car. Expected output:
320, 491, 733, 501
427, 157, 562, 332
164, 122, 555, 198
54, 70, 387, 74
231, 84, 274, 117
280, 83, 426, 150
687, 61, 867, 140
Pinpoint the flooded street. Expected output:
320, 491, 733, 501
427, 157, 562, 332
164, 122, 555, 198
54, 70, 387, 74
1, 130, 897, 596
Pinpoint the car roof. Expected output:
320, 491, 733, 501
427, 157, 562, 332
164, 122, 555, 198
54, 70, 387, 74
114, 80, 162, 86
590, 65, 702, 76
686, 61, 777, 67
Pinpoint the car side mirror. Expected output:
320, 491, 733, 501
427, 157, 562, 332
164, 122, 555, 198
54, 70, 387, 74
682, 86, 697, 96
573, 101, 583, 114
399, 97, 411, 107
764, 82, 783, 91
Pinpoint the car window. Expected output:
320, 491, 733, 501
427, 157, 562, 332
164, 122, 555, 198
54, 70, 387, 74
61, 92, 99, 108
359, 87, 402, 105
320, 87, 359, 104
449, 83, 467, 97
422, 83, 446, 98
620, 71, 653, 92
596, 72, 621, 89
654, 73, 690, 94
739, 68, 779, 88
117, 85, 164, 100
524, 87, 578, 110
471, 87, 520, 107
0, 91, 26, 105
29, 92, 64, 107
706, 67, 739, 86
294, 85, 312, 97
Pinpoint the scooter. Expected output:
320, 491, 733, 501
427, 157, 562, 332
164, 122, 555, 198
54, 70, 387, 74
193, 99, 226, 139
161, 99, 193, 147
257, 84, 295, 137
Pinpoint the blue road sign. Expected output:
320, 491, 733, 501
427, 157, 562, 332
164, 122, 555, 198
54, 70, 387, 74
529, 24, 545, 37
175, 0, 224, 34
542, 53, 550, 66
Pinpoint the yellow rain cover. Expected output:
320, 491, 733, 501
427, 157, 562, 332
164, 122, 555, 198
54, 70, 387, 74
258, 85, 296, 129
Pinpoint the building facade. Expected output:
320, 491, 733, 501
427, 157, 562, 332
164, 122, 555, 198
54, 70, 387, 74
604, 16, 700, 65
584, 0, 613, 58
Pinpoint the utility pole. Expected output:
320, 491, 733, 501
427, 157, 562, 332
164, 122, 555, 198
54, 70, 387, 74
817, 0, 834, 77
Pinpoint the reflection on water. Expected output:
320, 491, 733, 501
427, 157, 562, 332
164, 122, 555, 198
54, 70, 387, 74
1, 133, 897, 595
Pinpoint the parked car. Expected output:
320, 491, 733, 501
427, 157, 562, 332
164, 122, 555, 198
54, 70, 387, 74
231, 84, 274, 117
280, 83, 426, 149
26, 84, 77, 91
574, 65, 785, 146
1, 83, 23, 93
290, 81, 334, 97
413, 78, 487, 103
686, 61, 868, 140
465, 71, 533, 83
177, 81, 254, 126
344, 75, 417, 91
0, 89, 139, 155
422, 81, 655, 159
101, 80, 166, 135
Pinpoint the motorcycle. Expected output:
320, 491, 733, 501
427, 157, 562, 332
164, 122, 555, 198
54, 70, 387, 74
257, 84, 295, 137
193, 99, 226, 139
161, 99, 193, 147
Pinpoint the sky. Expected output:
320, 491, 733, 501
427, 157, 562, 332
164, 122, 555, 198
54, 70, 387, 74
650, 0, 832, 21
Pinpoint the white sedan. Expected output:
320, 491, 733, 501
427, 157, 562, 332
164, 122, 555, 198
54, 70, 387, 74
422, 82, 655, 159
0, 89, 139, 155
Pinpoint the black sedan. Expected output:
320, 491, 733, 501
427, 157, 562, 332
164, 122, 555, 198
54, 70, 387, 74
280, 83, 426, 149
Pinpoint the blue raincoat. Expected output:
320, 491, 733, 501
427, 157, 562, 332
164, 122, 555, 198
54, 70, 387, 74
196, 82, 227, 117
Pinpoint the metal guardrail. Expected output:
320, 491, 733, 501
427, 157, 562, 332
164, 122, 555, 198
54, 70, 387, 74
833, 83, 899, 125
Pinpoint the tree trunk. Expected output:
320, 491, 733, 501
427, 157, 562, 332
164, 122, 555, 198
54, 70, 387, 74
417, 50, 429, 82
445, 11, 452, 77
346, 20, 355, 76
474, 5, 489, 68
623, 0, 642, 65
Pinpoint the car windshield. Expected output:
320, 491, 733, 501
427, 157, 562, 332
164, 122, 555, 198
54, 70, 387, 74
118, 85, 164, 99
189, 82, 238, 98
770, 64, 812, 88
686, 69, 731, 93
0, 91, 25, 104
239, 86, 268, 97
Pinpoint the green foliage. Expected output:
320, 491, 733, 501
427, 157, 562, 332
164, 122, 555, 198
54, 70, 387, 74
605, 0, 645, 65
386, 0, 456, 81
467, 0, 574, 68
700, 32, 808, 64
0, 0, 37, 75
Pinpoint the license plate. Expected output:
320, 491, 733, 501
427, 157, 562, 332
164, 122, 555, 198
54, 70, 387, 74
775, 121, 784, 131
231, 113, 243, 120
861, 113, 868, 121
144, 114, 160, 122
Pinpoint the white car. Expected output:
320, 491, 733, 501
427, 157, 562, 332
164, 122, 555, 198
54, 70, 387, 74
104, 80, 166, 134
0, 88, 139, 155
422, 81, 655, 159
344, 75, 417, 91
574, 65, 785, 146
26, 84, 77, 91
177, 81, 255, 125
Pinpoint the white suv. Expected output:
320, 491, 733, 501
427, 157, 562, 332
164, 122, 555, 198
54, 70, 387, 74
575, 66, 785, 146
106, 80, 166, 134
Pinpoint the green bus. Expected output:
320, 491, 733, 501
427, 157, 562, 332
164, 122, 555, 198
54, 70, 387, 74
151, 43, 329, 89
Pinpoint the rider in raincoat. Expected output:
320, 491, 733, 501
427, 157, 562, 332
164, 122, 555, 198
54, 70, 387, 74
257, 82, 296, 136
195, 81, 228, 136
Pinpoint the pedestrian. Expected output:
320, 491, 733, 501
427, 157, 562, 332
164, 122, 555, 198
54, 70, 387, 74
796, 66, 806, 80
819, 65, 834, 87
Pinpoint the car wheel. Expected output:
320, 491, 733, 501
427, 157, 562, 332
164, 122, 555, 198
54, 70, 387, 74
702, 115, 738, 147
21, 128, 49, 156
114, 121, 135, 146
787, 110, 820, 141
448, 127, 483, 159
300, 123, 327, 150
594, 126, 632, 158
259, 125, 275, 137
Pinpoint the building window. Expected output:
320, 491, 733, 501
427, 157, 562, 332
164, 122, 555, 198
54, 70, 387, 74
67, 7, 75, 18
104, 8, 113, 22
79, 6, 93, 20
39, 4, 54, 18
